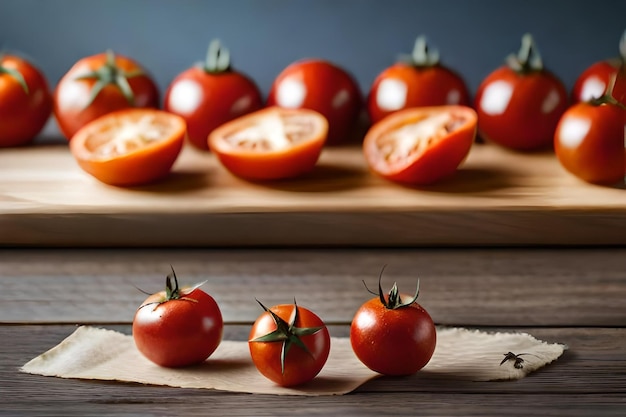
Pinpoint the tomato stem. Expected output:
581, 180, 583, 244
363, 265, 421, 310
0, 55, 29, 94
589, 73, 626, 110
506, 33, 543, 73
399, 36, 440, 67
75, 50, 144, 108
619, 30, 626, 62
203, 39, 231, 74
249, 299, 323, 375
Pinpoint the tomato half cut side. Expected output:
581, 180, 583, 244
208, 107, 328, 180
70, 108, 186, 186
363, 106, 477, 185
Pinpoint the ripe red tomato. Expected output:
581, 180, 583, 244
368, 36, 470, 124
133, 268, 224, 368
248, 300, 331, 387
474, 34, 568, 151
54, 50, 159, 140
164, 40, 263, 151
266, 59, 362, 145
363, 105, 477, 185
554, 85, 625, 185
572, 31, 625, 105
350, 269, 436, 376
0, 54, 52, 147
69, 108, 185, 186
208, 106, 328, 180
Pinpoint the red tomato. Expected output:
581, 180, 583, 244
363, 105, 477, 185
572, 31, 625, 105
133, 267, 224, 368
368, 36, 470, 124
266, 59, 361, 145
350, 269, 436, 376
474, 34, 568, 151
164, 40, 263, 151
69, 108, 185, 186
208, 106, 328, 180
54, 50, 159, 140
554, 88, 625, 185
0, 54, 52, 147
248, 300, 331, 387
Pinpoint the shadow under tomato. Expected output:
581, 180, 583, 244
398, 167, 517, 195
258, 163, 367, 193
127, 170, 214, 193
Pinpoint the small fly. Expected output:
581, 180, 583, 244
500, 352, 538, 369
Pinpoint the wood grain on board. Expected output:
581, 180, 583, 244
1, 143, 624, 247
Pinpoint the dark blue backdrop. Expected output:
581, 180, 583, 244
1, 0, 624, 133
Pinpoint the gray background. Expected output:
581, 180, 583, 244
1, 0, 625, 109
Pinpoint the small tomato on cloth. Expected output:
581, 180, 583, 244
164, 40, 263, 150
0, 53, 52, 147
363, 105, 477, 185
133, 267, 224, 368
248, 300, 331, 387
368, 35, 470, 124
555, 76, 625, 186
474, 34, 568, 151
69, 108, 185, 186
208, 106, 328, 180
267, 59, 362, 145
54, 50, 159, 140
350, 267, 436, 376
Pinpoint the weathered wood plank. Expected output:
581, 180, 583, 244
1, 248, 624, 326
1, 325, 624, 417
1, 144, 625, 247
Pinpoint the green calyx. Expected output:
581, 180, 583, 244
0, 54, 29, 94
398, 35, 440, 67
138, 266, 206, 310
249, 299, 323, 375
588, 73, 626, 110
75, 49, 144, 108
506, 33, 543, 73
202, 39, 231, 74
363, 265, 420, 310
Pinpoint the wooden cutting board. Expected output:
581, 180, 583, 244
0, 142, 624, 247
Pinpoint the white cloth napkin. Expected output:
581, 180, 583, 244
21, 326, 566, 396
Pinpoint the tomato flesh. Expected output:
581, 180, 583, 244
209, 107, 328, 180
364, 106, 476, 184
70, 109, 185, 186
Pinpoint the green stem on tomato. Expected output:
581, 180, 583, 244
506, 33, 543, 73
589, 73, 626, 110
74, 49, 144, 108
0, 54, 29, 94
203, 39, 231, 74
398, 35, 440, 67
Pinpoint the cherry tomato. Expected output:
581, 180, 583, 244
164, 40, 263, 151
554, 82, 625, 185
474, 34, 568, 151
572, 30, 625, 105
266, 59, 361, 145
133, 267, 224, 368
54, 50, 159, 140
368, 36, 470, 124
0, 54, 52, 147
208, 106, 328, 180
363, 105, 477, 185
69, 108, 185, 186
248, 300, 331, 387
350, 268, 436, 376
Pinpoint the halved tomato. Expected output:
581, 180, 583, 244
208, 106, 328, 180
363, 106, 477, 185
69, 108, 186, 186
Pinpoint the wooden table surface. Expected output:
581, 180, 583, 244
2, 247, 625, 416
